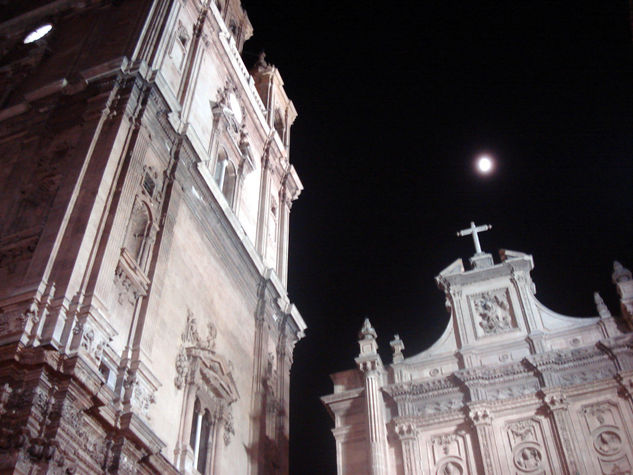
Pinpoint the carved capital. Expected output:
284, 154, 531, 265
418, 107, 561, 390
394, 422, 417, 440
356, 358, 383, 374
467, 406, 492, 426
542, 391, 568, 412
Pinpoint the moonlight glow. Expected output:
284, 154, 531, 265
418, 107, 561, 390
477, 156, 493, 174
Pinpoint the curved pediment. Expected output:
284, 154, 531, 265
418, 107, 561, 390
174, 310, 239, 404
186, 346, 239, 403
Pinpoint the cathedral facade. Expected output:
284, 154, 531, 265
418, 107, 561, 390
0, 1, 305, 473
323, 227, 633, 475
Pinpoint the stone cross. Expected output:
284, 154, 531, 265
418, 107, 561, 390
457, 221, 492, 254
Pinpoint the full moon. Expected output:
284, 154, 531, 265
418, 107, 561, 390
477, 156, 493, 174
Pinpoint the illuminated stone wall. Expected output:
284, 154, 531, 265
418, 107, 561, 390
323, 251, 633, 475
0, 1, 304, 473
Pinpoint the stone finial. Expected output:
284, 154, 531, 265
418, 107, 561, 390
253, 50, 272, 74
613, 261, 632, 284
390, 334, 405, 363
612, 261, 633, 331
256, 51, 268, 67
594, 292, 611, 319
357, 318, 380, 360
359, 318, 377, 341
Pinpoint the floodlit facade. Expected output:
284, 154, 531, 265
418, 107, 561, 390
0, 0, 305, 473
323, 230, 633, 475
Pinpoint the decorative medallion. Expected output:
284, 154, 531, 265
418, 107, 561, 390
593, 430, 623, 456
513, 444, 543, 472
437, 460, 463, 475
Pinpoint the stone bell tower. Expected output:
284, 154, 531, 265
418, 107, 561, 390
0, 1, 305, 473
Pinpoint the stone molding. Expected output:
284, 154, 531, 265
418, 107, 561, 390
174, 310, 238, 442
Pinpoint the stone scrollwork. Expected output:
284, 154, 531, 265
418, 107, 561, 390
174, 310, 221, 389
223, 410, 235, 446
174, 347, 188, 390
174, 309, 239, 445
472, 288, 514, 335
432, 433, 458, 455
128, 378, 156, 419
508, 420, 536, 443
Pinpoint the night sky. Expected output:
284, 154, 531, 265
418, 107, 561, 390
240, 2, 632, 473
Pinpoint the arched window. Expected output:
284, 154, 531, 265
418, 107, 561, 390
274, 110, 285, 141
213, 149, 237, 207
189, 399, 212, 473
124, 200, 151, 264
175, 313, 238, 474
221, 161, 236, 207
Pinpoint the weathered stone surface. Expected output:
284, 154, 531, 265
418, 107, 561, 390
0, 1, 305, 473
323, 237, 633, 475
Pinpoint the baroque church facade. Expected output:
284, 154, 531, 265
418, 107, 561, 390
323, 224, 633, 475
0, 0, 305, 473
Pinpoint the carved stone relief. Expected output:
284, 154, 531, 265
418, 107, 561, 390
583, 402, 618, 430
430, 433, 467, 475
485, 382, 539, 401
470, 288, 515, 336
124, 371, 156, 419
432, 434, 459, 457
59, 399, 107, 466
594, 430, 622, 456
417, 398, 462, 416
0, 307, 29, 338
559, 367, 616, 386
8, 137, 70, 237
174, 310, 239, 447
174, 309, 219, 389
513, 444, 543, 472
114, 247, 150, 306
74, 320, 109, 364
0, 231, 39, 273
507, 420, 538, 444
581, 402, 632, 474
598, 456, 631, 475
505, 418, 549, 473
437, 459, 463, 475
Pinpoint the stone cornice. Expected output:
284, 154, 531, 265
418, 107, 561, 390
526, 346, 607, 372
454, 361, 528, 385
384, 376, 459, 399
